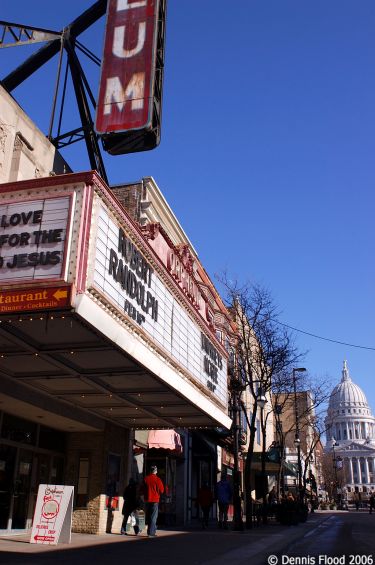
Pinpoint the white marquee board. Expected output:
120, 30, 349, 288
0, 196, 72, 284
91, 205, 227, 407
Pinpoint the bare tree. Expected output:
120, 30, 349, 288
321, 448, 347, 504
272, 371, 332, 502
221, 276, 303, 528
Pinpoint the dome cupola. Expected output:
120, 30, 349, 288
328, 360, 369, 412
325, 361, 375, 445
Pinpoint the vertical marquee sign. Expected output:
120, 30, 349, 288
95, 0, 167, 155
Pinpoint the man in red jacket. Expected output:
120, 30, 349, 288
143, 465, 164, 537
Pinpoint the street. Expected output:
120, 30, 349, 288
0, 512, 374, 565
277, 512, 375, 562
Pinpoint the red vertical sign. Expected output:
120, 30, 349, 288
96, 0, 160, 134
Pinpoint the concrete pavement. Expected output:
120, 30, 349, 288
0, 512, 339, 565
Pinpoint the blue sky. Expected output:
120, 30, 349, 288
1, 1, 375, 412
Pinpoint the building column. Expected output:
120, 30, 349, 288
348, 458, 354, 484
365, 458, 370, 484
357, 458, 363, 484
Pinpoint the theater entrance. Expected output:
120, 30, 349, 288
0, 413, 65, 533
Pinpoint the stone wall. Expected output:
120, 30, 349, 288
0, 84, 70, 184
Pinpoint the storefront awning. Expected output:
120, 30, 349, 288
148, 429, 183, 453
244, 453, 298, 477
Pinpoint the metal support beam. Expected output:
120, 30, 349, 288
64, 38, 108, 183
1, 0, 106, 92
0, 21, 60, 48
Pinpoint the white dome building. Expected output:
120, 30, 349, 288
325, 361, 375, 501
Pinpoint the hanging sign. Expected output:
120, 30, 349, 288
95, 0, 167, 155
31, 484, 74, 545
0, 286, 71, 314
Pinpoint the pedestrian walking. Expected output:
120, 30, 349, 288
197, 482, 214, 529
121, 478, 142, 535
143, 465, 164, 537
354, 492, 360, 511
268, 486, 278, 506
285, 492, 298, 526
369, 492, 375, 514
215, 473, 233, 529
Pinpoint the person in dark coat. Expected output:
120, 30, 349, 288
197, 482, 214, 529
215, 473, 233, 529
369, 492, 375, 514
121, 478, 142, 535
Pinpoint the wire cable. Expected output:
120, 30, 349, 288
275, 319, 375, 351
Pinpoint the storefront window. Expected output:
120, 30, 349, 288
105, 453, 121, 511
1, 414, 37, 445
76, 456, 90, 508
38, 426, 65, 453
51, 457, 64, 484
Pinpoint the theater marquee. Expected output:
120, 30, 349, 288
91, 204, 227, 406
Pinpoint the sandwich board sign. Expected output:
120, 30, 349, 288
31, 485, 74, 545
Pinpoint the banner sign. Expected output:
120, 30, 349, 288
0, 286, 70, 314
31, 484, 74, 545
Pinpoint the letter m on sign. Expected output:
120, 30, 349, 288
95, 0, 164, 147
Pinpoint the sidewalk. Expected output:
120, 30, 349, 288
0, 512, 334, 565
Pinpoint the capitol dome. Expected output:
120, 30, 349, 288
325, 361, 375, 445
328, 360, 370, 414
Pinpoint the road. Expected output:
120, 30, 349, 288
0, 512, 374, 565
274, 512, 375, 564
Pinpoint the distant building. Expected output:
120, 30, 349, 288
275, 391, 321, 497
325, 361, 375, 502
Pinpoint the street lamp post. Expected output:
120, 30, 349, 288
257, 387, 268, 523
231, 378, 244, 531
293, 368, 306, 501
331, 438, 338, 504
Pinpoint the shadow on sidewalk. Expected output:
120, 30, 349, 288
0, 516, 327, 565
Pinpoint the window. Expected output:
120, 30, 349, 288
39, 425, 65, 452
1, 413, 37, 445
256, 419, 261, 445
76, 455, 90, 508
